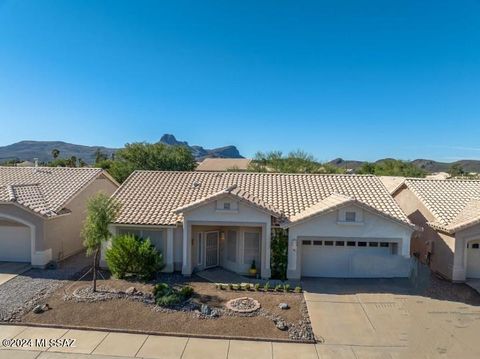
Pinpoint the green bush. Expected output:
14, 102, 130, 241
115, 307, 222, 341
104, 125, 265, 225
106, 234, 163, 280
294, 286, 302, 293
284, 284, 291, 292
275, 284, 282, 292
154, 283, 194, 307
254, 283, 260, 291
264, 282, 270, 291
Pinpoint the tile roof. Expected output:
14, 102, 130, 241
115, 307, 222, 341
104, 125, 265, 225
0, 166, 107, 217
196, 158, 252, 171
403, 178, 480, 233
379, 176, 406, 194
113, 171, 412, 227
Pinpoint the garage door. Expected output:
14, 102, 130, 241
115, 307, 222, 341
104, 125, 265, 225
467, 241, 480, 279
301, 238, 401, 278
0, 225, 31, 262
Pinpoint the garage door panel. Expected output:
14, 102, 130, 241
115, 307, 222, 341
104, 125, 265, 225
0, 226, 31, 262
301, 238, 408, 278
467, 242, 480, 279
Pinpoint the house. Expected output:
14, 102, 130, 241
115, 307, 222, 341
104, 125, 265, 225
0, 166, 118, 266
196, 158, 252, 172
379, 176, 406, 194
108, 171, 415, 279
393, 178, 480, 281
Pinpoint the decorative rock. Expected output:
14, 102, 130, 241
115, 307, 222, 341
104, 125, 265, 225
201, 304, 212, 315
225, 297, 261, 313
279, 302, 289, 310
275, 320, 287, 331
32, 305, 44, 314
125, 287, 137, 295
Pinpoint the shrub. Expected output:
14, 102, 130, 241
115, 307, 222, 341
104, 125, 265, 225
232, 284, 240, 290
275, 284, 282, 292
271, 229, 288, 280
154, 283, 194, 307
254, 283, 260, 291
106, 234, 163, 280
284, 284, 291, 292
228, 283, 234, 290
264, 282, 270, 291
294, 286, 302, 293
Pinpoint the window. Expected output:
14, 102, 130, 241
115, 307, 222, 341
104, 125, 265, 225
324, 241, 334, 246
197, 233, 203, 265
358, 241, 367, 247
345, 211, 356, 222
380, 242, 389, 248
302, 240, 311, 245
473, 243, 479, 249
313, 240, 322, 246
223, 202, 231, 210
244, 232, 260, 265
369, 242, 379, 247
335, 241, 345, 246
227, 230, 237, 262
347, 241, 356, 247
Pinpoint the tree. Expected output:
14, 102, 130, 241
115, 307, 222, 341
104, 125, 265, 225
357, 159, 425, 177
82, 193, 121, 292
248, 150, 342, 174
94, 148, 109, 164
51, 149, 60, 159
102, 142, 197, 182
448, 164, 465, 177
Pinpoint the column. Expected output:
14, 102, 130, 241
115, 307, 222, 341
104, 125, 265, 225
181, 221, 192, 276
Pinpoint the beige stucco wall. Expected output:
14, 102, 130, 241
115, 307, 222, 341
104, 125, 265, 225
44, 175, 118, 262
0, 204, 45, 251
394, 187, 456, 279
452, 224, 480, 281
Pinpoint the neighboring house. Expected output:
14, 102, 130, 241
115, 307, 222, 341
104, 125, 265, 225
196, 158, 252, 172
379, 176, 406, 194
0, 166, 118, 266
108, 171, 415, 279
393, 179, 480, 281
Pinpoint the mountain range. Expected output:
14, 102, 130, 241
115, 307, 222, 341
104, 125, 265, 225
1, 135, 479, 172
0, 134, 243, 163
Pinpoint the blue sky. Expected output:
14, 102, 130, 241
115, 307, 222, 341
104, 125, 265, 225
0, 1, 479, 162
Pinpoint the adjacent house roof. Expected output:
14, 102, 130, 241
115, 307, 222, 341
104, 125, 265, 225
113, 171, 412, 227
0, 166, 113, 217
379, 176, 406, 194
196, 158, 252, 172
402, 178, 480, 233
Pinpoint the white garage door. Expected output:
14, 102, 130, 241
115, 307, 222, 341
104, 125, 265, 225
0, 225, 31, 262
467, 242, 480, 279
301, 238, 403, 278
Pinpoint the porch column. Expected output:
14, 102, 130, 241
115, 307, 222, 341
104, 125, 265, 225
262, 221, 272, 279
163, 228, 174, 273
182, 221, 192, 276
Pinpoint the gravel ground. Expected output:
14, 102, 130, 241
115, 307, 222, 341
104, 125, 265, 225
0, 252, 90, 322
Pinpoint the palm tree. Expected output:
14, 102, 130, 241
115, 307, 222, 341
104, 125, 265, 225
82, 193, 120, 291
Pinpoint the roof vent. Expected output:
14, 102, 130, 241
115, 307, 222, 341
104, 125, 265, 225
192, 181, 201, 188
33, 158, 39, 173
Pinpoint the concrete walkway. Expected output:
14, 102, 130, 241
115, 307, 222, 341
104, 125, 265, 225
0, 324, 403, 359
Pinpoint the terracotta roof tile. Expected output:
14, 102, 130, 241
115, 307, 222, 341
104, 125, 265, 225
113, 171, 411, 226
0, 166, 105, 217
404, 178, 480, 233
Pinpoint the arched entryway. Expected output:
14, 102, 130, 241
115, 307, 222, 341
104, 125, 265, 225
0, 214, 33, 263
466, 239, 480, 279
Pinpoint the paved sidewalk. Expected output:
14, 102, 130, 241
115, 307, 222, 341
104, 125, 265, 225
0, 324, 408, 359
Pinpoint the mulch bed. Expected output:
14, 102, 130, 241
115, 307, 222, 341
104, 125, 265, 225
20, 274, 314, 342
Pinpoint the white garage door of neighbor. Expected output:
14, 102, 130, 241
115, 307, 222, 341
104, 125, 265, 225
467, 242, 480, 279
301, 238, 397, 278
0, 225, 31, 262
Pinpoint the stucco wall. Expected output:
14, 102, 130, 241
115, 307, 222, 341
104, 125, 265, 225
287, 204, 413, 279
394, 187, 455, 279
0, 204, 45, 251
452, 224, 480, 281
44, 175, 118, 261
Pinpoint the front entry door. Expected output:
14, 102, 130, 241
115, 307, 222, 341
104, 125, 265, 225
205, 231, 219, 268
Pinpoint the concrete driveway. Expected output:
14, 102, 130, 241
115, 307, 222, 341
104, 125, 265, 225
0, 262, 30, 286
303, 278, 480, 358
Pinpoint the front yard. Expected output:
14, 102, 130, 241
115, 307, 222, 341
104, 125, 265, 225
19, 273, 314, 342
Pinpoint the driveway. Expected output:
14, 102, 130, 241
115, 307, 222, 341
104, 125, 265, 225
303, 277, 480, 358
0, 262, 30, 286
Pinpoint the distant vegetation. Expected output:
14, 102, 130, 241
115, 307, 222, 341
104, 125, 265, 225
95, 142, 196, 182
247, 150, 343, 174
356, 159, 426, 177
